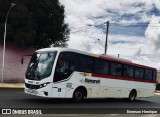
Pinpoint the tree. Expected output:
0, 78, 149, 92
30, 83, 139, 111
0, 0, 70, 49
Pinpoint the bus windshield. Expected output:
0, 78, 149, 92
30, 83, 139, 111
26, 52, 57, 80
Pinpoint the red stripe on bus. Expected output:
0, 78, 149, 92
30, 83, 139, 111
99, 56, 156, 70
92, 73, 156, 83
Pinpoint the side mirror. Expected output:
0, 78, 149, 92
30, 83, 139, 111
21, 57, 24, 64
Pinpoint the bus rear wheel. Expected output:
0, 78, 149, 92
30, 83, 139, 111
128, 90, 137, 101
73, 90, 84, 102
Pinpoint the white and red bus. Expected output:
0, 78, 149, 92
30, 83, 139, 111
24, 48, 157, 102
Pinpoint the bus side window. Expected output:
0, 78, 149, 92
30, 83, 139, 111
110, 62, 122, 76
70, 65, 75, 71
123, 65, 134, 78
54, 52, 73, 82
94, 59, 109, 75
69, 53, 79, 71
56, 54, 65, 72
102, 61, 109, 74
94, 59, 103, 74
76, 54, 93, 73
56, 53, 70, 73
135, 67, 144, 79
144, 69, 152, 80
63, 61, 70, 73
153, 70, 157, 81
123, 65, 129, 77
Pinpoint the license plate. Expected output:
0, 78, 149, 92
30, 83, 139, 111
26, 89, 37, 94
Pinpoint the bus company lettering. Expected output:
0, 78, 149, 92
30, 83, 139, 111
85, 78, 100, 84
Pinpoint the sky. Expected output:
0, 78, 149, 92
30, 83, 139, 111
59, 0, 160, 70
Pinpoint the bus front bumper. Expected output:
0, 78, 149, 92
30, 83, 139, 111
24, 88, 50, 98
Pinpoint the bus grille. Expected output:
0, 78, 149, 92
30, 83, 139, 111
25, 83, 39, 89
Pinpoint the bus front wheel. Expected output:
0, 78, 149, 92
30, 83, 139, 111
73, 89, 84, 102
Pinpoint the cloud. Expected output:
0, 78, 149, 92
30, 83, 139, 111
134, 48, 142, 57
153, 0, 160, 10
60, 0, 160, 69
60, 0, 157, 24
145, 16, 160, 52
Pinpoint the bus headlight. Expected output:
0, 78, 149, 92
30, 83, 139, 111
39, 82, 50, 88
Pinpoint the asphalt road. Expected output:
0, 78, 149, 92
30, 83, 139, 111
0, 88, 160, 116
0, 88, 160, 108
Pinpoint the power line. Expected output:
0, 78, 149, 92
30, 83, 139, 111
71, 22, 160, 33
88, 22, 160, 27
110, 24, 160, 27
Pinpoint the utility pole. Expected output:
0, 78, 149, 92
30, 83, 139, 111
104, 21, 109, 55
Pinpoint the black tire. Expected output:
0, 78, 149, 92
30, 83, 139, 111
72, 89, 84, 102
128, 90, 136, 102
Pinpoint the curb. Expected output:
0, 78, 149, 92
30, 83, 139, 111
155, 90, 160, 93
155, 90, 160, 95
155, 93, 160, 96
0, 83, 24, 88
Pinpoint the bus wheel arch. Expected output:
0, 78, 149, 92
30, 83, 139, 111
128, 89, 137, 101
72, 86, 87, 102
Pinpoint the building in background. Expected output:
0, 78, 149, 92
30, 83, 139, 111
0, 43, 35, 83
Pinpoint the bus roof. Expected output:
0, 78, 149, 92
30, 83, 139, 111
36, 47, 156, 70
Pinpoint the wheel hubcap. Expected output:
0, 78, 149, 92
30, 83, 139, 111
75, 92, 82, 100
130, 95, 135, 100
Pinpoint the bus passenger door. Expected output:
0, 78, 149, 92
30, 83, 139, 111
52, 82, 67, 98
52, 53, 72, 98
